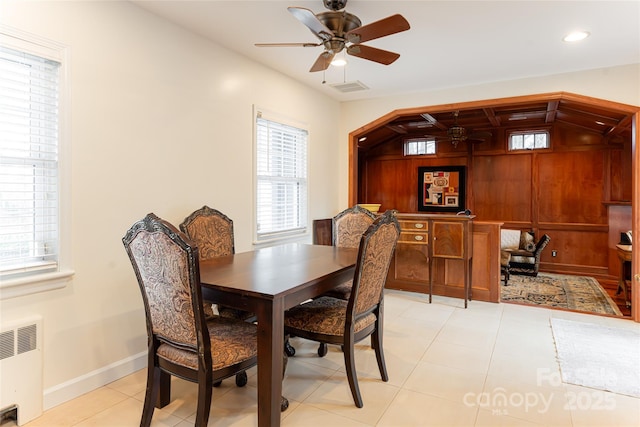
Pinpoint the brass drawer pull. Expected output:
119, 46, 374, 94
414, 235, 424, 241
414, 223, 424, 229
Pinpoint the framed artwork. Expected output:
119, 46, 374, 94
417, 166, 466, 212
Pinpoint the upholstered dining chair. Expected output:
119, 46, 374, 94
323, 204, 378, 300
302, 205, 378, 357
284, 210, 400, 408
180, 206, 293, 386
179, 206, 254, 322
179, 206, 255, 387
122, 213, 258, 427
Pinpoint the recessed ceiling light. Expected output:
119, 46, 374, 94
563, 31, 590, 42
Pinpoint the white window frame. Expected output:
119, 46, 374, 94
0, 26, 73, 300
253, 107, 308, 245
404, 137, 436, 156
508, 129, 550, 151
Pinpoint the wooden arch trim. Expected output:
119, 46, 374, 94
347, 91, 640, 322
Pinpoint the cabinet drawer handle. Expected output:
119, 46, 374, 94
414, 223, 424, 229
414, 235, 424, 241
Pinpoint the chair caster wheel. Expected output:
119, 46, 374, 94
285, 341, 296, 357
235, 371, 248, 387
281, 397, 289, 412
213, 381, 222, 387
317, 343, 328, 357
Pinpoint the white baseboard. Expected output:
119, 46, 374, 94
43, 351, 147, 410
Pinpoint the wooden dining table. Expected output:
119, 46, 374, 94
196, 243, 358, 427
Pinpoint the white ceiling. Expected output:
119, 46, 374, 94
131, 0, 640, 102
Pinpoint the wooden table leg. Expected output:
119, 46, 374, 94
617, 257, 630, 307
256, 299, 284, 427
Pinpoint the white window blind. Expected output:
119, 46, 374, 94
0, 44, 60, 276
255, 113, 308, 241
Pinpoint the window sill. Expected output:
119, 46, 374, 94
0, 269, 74, 300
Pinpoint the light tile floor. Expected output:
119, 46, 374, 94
5, 290, 640, 426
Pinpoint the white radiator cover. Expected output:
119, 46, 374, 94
0, 316, 43, 425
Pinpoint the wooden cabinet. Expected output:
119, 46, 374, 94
314, 214, 501, 304
388, 214, 474, 305
387, 214, 501, 305
430, 218, 473, 307
393, 218, 430, 284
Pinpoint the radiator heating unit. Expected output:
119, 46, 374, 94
0, 316, 43, 425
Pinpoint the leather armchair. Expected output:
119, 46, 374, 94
501, 229, 551, 277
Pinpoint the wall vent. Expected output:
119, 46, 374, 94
329, 80, 369, 93
0, 317, 43, 425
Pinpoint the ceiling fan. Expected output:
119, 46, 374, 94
255, 0, 410, 72
429, 111, 493, 148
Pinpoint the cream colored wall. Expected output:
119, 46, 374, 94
2, 0, 639, 412
0, 0, 342, 408
338, 63, 640, 206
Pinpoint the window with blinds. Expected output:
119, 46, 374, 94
255, 112, 308, 242
0, 44, 60, 277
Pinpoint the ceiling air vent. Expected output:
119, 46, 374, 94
330, 80, 369, 93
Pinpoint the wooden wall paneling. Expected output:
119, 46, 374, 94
608, 144, 632, 202
471, 221, 501, 302
536, 150, 607, 224
553, 124, 604, 149
472, 154, 532, 222
539, 227, 610, 278
361, 158, 416, 212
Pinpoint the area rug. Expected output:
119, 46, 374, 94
501, 272, 623, 316
551, 318, 640, 397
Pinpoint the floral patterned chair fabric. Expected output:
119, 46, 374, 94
284, 210, 400, 408
122, 213, 258, 427
333, 205, 378, 248
180, 206, 235, 259
180, 206, 254, 321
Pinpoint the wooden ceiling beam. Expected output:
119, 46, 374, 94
545, 101, 559, 123
605, 115, 633, 137
482, 108, 501, 127
420, 113, 448, 131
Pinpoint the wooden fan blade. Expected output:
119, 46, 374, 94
310, 51, 335, 72
288, 7, 334, 41
255, 42, 322, 48
346, 14, 410, 44
347, 44, 400, 65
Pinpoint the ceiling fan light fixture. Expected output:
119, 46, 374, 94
331, 56, 347, 66
563, 31, 590, 42
448, 126, 466, 140
257, 2, 409, 74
